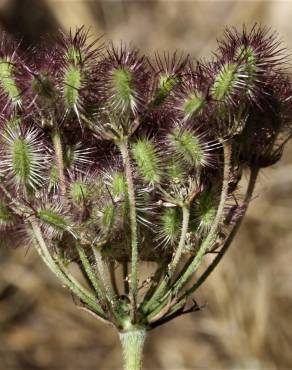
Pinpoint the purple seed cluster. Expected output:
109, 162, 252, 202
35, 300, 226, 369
0, 25, 291, 329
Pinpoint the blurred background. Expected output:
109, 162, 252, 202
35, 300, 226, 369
0, 1, 292, 369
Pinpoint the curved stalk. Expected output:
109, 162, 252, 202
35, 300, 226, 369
119, 140, 138, 317
169, 205, 190, 274
180, 166, 259, 300
171, 141, 232, 293
75, 243, 105, 300
30, 221, 105, 317
52, 130, 66, 196
142, 205, 190, 313
92, 246, 116, 304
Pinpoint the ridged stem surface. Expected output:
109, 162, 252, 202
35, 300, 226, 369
119, 327, 146, 370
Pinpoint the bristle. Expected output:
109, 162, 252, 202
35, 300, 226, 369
0, 124, 49, 192
168, 127, 209, 168
97, 43, 149, 117
35, 196, 73, 240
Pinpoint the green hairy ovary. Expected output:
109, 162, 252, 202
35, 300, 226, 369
69, 180, 89, 205
48, 164, 59, 192
159, 207, 182, 245
212, 63, 239, 101
37, 208, 68, 237
153, 74, 179, 106
63, 65, 82, 109
0, 59, 20, 103
192, 190, 217, 234
111, 172, 127, 197
132, 138, 161, 185
167, 157, 186, 183
236, 45, 257, 94
182, 92, 205, 118
111, 67, 135, 111
169, 128, 205, 167
12, 137, 40, 188
67, 46, 85, 66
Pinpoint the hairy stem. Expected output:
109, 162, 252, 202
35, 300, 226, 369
169, 205, 190, 274
119, 327, 146, 370
172, 141, 232, 293
30, 221, 105, 316
75, 243, 105, 299
142, 205, 190, 313
109, 261, 120, 296
0, 183, 30, 216
123, 262, 129, 295
92, 246, 116, 304
52, 130, 66, 196
181, 166, 259, 299
119, 140, 138, 317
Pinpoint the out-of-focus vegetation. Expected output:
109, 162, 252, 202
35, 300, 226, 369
0, 1, 291, 369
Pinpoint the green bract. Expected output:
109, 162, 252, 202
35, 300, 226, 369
100, 203, 115, 233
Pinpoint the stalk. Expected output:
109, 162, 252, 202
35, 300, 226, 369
119, 140, 138, 316
92, 246, 116, 304
169, 205, 190, 274
30, 221, 105, 317
119, 327, 146, 370
172, 141, 232, 293
142, 204, 190, 313
123, 262, 130, 295
181, 166, 259, 299
75, 243, 105, 299
52, 130, 66, 196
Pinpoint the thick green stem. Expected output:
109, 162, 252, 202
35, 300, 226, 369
119, 140, 138, 315
52, 130, 66, 196
119, 327, 146, 370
